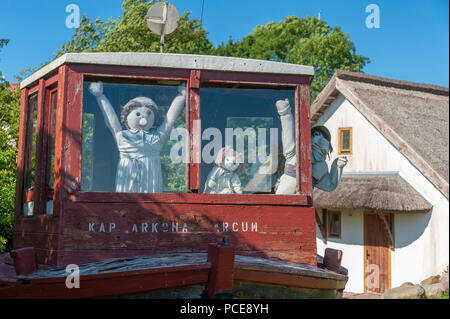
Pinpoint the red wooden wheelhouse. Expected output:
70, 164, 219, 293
14, 53, 315, 267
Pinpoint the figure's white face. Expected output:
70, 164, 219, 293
311, 130, 330, 161
223, 156, 238, 172
127, 106, 155, 131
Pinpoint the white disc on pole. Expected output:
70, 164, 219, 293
146, 2, 180, 36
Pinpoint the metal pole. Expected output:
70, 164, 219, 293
160, 2, 168, 53
197, 0, 205, 55
160, 33, 165, 53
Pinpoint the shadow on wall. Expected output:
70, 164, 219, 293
394, 210, 432, 249
316, 209, 432, 249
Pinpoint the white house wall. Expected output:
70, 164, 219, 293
316, 210, 364, 293
315, 94, 449, 292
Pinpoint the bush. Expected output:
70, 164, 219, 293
0, 74, 20, 253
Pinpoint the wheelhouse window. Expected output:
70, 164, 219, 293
199, 87, 297, 195
47, 90, 58, 189
23, 93, 38, 191
81, 81, 187, 193
338, 127, 352, 155
45, 89, 58, 214
22, 93, 38, 216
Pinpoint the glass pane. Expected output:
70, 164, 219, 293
23, 201, 34, 217
81, 113, 95, 191
200, 87, 297, 195
342, 130, 350, 150
331, 214, 340, 235
81, 81, 187, 193
23, 93, 38, 191
48, 91, 57, 189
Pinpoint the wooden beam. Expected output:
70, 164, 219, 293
377, 212, 394, 250
14, 88, 29, 219
315, 208, 327, 244
34, 79, 47, 215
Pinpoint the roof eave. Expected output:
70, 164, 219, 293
20, 52, 315, 90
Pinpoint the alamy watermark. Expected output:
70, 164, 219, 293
169, 121, 279, 172
65, 264, 80, 288
365, 4, 381, 29
365, 263, 380, 289
66, 4, 81, 29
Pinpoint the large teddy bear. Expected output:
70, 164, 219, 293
88, 81, 186, 193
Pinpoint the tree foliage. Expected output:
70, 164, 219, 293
55, 4, 368, 101
54, 15, 115, 58
0, 39, 20, 253
215, 16, 369, 100
56, 0, 214, 56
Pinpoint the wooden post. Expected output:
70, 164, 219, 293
188, 70, 201, 191
205, 242, 235, 299
14, 88, 29, 218
297, 83, 312, 200
34, 79, 47, 215
10, 247, 37, 276
315, 208, 328, 244
323, 248, 343, 273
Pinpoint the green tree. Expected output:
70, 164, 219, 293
56, 4, 368, 102
55, 0, 214, 56
215, 16, 369, 100
0, 39, 20, 253
54, 15, 115, 58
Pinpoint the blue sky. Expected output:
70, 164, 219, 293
0, 0, 448, 86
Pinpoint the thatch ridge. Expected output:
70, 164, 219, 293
334, 70, 449, 96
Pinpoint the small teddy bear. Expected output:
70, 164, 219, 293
204, 146, 244, 194
88, 81, 186, 193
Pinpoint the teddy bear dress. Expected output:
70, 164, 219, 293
114, 127, 164, 193
203, 166, 242, 194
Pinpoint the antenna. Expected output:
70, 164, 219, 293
146, 1, 180, 53
197, 0, 205, 55
318, 11, 322, 21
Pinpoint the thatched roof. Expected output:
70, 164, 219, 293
311, 71, 449, 199
313, 173, 432, 213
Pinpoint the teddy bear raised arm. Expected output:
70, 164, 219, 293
88, 81, 186, 193
274, 99, 348, 194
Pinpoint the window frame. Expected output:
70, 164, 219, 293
63, 64, 312, 206
80, 77, 189, 193
338, 127, 352, 155
17, 74, 59, 217
22, 92, 38, 193
44, 87, 58, 208
327, 210, 342, 239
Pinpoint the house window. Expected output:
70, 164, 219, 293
338, 127, 352, 155
328, 211, 341, 238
